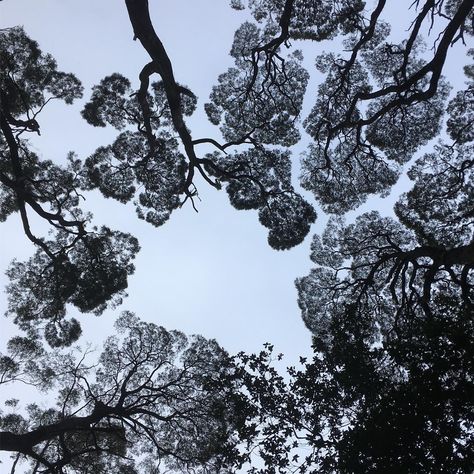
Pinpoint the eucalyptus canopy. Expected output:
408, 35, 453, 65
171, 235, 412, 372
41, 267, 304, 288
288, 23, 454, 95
1, 0, 473, 472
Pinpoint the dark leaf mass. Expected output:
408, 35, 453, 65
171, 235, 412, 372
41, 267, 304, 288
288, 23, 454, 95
1, 0, 474, 472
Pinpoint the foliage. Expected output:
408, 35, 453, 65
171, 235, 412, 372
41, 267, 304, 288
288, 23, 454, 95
86, 2, 316, 248
230, 303, 473, 473
0, 27, 139, 346
1, 0, 474, 472
230, 0, 473, 471
291, 13, 474, 468
0, 313, 246, 473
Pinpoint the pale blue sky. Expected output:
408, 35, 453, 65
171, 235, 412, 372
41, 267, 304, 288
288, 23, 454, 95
0, 0, 317, 366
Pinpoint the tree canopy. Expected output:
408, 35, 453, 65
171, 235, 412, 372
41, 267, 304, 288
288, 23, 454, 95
1, 0, 473, 472
1, 313, 246, 473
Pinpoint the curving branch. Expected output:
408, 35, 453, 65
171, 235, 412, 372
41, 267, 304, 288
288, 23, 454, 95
0, 110, 87, 259
125, 0, 217, 195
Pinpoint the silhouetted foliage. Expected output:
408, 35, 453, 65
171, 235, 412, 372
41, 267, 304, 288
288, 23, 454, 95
0, 27, 139, 346
229, 0, 473, 471
84, 1, 316, 249
1, 0, 474, 472
229, 302, 473, 473
297, 64, 474, 342
233, 0, 471, 211
0, 313, 247, 473
204, 148, 316, 249
291, 31, 474, 470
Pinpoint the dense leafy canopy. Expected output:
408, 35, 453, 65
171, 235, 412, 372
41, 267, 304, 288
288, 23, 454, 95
0, 27, 140, 346
229, 305, 473, 472
1, 0, 474, 472
292, 2, 474, 469
90, 1, 316, 249
0, 313, 246, 473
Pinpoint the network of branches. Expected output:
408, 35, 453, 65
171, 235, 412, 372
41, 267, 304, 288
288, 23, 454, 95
0, 0, 473, 472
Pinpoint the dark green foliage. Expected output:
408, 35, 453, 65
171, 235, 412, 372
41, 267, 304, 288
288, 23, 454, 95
231, 1, 469, 214
315, 300, 474, 473
0, 149, 84, 221
81, 73, 134, 128
80, 4, 316, 250
301, 140, 400, 213
301, 47, 449, 212
258, 193, 316, 250
6, 227, 139, 347
84, 130, 187, 226
2, 1, 474, 472
82, 74, 196, 130
229, 299, 474, 472
205, 148, 316, 249
206, 22, 309, 147
290, 47, 474, 465
231, 0, 365, 41
447, 82, 474, 144
291, 62, 474, 468
202, 19, 316, 248
0, 29, 140, 347
79, 10, 316, 252
206, 149, 293, 210
395, 143, 474, 247
0, 26, 82, 116
83, 76, 189, 224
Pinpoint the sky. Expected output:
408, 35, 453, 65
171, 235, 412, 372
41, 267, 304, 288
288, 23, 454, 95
0, 0, 471, 470
0, 0, 318, 368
